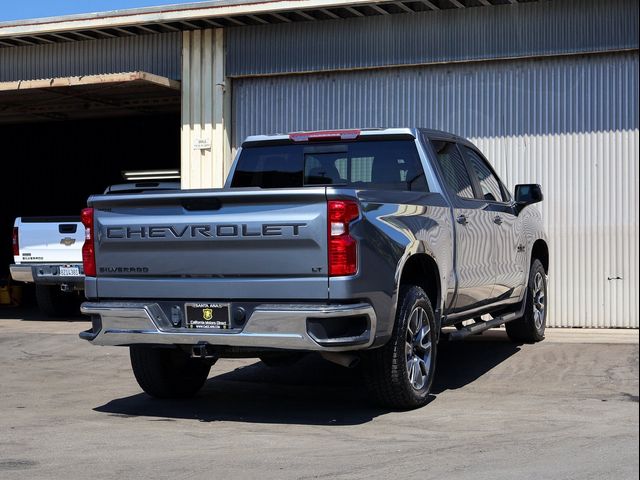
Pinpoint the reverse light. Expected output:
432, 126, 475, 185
12, 227, 19, 256
81, 208, 96, 277
328, 200, 360, 277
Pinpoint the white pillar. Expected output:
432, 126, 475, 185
181, 28, 231, 189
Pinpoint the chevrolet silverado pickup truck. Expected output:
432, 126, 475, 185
9, 182, 179, 317
80, 128, 548, 409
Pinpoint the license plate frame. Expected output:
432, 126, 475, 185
184, 302, 231, 330
59, 266, 80, 277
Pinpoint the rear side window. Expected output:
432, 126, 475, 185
461, 146, 505, 202
231, 140, 428, 192
431, 141, 474, 199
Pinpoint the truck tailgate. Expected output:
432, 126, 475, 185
88, 188, 329, 300
16, 217, 83, 263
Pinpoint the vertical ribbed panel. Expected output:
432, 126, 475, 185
0, 32, 181, 82
226, 0, 638, 77
232, 51, 639, 328
181, 29, 231, 190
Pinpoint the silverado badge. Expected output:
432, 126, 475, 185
202, 308, 213, 321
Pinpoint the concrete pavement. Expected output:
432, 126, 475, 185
0, 313, 638, 480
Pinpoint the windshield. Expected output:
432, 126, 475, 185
231, 140, 427, 191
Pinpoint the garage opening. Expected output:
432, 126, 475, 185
0, 72, 181, 294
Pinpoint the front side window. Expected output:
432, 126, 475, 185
431, 140, 474, 199
461, 146, 505, 202
231, 140, 428, 192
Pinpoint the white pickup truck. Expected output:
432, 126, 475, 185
10, 182, 180, 317
10, 216, 85, 317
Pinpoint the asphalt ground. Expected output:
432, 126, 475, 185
0, 308, 638, 480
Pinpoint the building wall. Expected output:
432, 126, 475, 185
232, 51, 639, 328
227, 0, 639, 77
0, 32, 181, 82
181, 29, 231, 189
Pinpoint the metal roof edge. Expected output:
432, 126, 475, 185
0, 0, 387, 37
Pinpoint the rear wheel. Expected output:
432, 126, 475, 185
35, 285, 79, 318
363, 285, 437, 410
505, 259, 547, 343
130, 345, 211, 398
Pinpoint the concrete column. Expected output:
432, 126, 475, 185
181, 28, 231, 189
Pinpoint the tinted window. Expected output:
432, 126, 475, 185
461, 146, 505, 202
231, 140, 427, 191
431, 141, 474, 199
229, 145, 303, 189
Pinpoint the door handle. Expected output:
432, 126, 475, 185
493, 216, 503, 225
456, 214, 468, 226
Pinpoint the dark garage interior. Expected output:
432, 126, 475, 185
0, 73, 182, 294
0, 113, 180, 282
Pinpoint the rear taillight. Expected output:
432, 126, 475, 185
12, 227, 19, 256
81, 208, 96, 277
328, 200, 359, 276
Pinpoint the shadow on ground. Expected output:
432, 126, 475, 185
0, 305, 86, 322
95, 337, 520, 426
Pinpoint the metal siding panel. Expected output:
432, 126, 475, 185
0, 32, 181, 82
232, 51, 639, 328
226, 0, 639, 77
181, 29, 229, 189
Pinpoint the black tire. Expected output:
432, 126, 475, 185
35, 285, 79, 318
259, 353, 306, 368
129, 345, 211, 399
505, 259, 547, 343
363, 285, 437, 410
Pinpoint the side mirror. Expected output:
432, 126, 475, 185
514, 184, 543, 209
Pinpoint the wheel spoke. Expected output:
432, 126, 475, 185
534, 273, 542, 291
417, 358, 427, 377
411, 359, 423, 388
418, 325, 431, 350
407, 357, 417, 386
408, 310, 419, 337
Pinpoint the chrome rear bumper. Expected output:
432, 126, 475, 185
10, 263, 84, 287
80, 301, 377, 352
9, 264, 34, 283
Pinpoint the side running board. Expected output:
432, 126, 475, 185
449, 301, 527, 341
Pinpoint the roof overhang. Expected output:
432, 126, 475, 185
0, 71, 180, 124
0, 0, 526, 48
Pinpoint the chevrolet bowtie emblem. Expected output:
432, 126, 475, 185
202, 308, 213, 321
60, 237, 76, 246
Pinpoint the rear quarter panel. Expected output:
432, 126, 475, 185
328, 189, 454, 344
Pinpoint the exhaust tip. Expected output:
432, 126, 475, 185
320, 352, 360, 369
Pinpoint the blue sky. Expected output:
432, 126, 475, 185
0, 1, 204, 22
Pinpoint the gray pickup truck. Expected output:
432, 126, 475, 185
80, 128, 548, 409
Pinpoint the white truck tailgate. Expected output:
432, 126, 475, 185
15, 217, 84, 264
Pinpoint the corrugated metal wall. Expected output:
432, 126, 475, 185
0, 32, 181, 82
232, 51, 639, 328
227, 0, 639, 77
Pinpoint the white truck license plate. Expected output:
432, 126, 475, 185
59, 266, 80, 276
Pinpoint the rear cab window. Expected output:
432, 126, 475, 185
230, 139, 428, 192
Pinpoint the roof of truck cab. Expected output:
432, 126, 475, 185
241, 127, 474, 146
